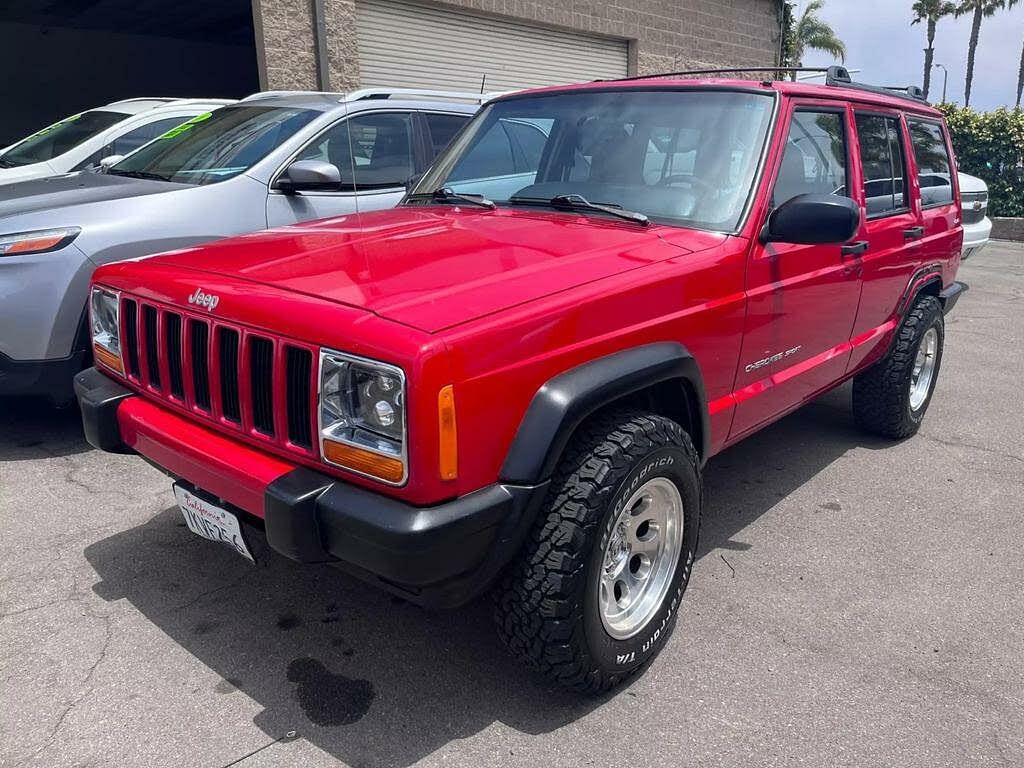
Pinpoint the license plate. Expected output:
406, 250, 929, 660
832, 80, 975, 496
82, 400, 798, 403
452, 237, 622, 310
174, 484, 254, 563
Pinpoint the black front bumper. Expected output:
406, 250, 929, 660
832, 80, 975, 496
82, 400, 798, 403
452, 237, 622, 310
75, 367, 547, 608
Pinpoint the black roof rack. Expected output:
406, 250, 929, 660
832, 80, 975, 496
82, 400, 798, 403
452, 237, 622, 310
606, 65, 930, 105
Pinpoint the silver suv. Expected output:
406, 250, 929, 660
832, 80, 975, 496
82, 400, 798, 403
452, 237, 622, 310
0, 88, 484, 403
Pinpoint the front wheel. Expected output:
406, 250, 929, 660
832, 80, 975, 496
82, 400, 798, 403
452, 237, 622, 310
494, 411, 702, 693
853, 294, 945, 439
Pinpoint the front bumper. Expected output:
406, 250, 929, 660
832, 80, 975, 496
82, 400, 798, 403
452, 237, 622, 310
961, 216, 992, 258
74, 367, 546, 607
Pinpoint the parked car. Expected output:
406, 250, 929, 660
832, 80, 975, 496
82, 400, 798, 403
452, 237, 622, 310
0, 88, 483, 403
957, 172, 990, 259
0, 98, 234, 185
77, 67, 966, 692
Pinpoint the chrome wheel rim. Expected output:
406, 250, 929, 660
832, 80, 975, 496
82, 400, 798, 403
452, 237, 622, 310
598, 477, 684, 640
909, 327, 938, 411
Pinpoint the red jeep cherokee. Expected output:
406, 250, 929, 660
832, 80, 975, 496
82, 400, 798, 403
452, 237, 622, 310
77, 67, 967, 692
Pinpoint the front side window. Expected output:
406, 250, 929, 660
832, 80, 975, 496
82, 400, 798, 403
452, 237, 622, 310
413, 90, 776, 232
296, 112, 413, 189
0, 110, 124, 167
855, 113, 908, 216
908, 118, 954, 206
108, 105, 317, 185
424, 113, 470, 156
772, 110, 848, 206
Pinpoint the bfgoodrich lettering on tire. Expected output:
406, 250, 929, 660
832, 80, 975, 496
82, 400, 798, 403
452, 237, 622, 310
853, 294, 945, 439
494, 411, 701, 693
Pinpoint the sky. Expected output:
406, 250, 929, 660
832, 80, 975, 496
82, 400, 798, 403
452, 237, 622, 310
797, 0, 1024, 110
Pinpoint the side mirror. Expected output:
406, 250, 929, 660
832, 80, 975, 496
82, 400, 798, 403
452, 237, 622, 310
405, 173, 423, 194
277, 159, 342, 193
98, 155, 124, 172
761, 194, 861, 245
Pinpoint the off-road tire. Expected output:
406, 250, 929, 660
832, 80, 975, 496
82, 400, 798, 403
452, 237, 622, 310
853, 294, 944, 439
494, 411, 701, 693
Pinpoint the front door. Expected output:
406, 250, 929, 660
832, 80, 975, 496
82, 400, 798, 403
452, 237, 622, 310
266, 110, 416, 227
730, 102, 863, 439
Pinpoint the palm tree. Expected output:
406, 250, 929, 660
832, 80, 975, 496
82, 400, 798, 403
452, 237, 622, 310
784, 0, 847, 80
912, 0, 957, 99
1017, 39, 1024, 106
956, 0, 1016, 106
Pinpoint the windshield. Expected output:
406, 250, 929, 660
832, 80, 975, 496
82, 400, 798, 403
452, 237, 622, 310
413, 89, 776, 231
108, 105, 318, 185
0, 110, 124, 168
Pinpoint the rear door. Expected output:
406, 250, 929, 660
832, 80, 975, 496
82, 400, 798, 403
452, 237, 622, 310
845, 109, 924, 372
730, 100, 862, 439
266, 110, 416, 226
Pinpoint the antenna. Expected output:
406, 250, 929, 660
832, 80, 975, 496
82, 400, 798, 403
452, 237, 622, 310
479, 74, 487, 95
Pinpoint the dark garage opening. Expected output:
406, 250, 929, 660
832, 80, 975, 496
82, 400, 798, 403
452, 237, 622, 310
0, 0, 260, 146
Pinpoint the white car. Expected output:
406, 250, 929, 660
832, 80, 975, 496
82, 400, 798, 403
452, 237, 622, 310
958, 171, 991, 260
0, 97, 234, 185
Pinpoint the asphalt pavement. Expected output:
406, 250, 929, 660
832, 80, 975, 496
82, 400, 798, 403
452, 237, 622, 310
1, 242, 1022, 768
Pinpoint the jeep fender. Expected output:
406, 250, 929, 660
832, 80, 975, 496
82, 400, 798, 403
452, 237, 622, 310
499, 342, 709, 485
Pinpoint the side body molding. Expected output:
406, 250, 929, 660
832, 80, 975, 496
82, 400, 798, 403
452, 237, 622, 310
499, 342, 709, 485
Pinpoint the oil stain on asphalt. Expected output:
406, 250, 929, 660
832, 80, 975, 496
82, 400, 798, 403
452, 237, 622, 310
286, 657, 374, 726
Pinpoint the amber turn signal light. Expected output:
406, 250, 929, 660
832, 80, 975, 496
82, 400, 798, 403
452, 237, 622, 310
438, 384, 458, 481
322, 439, 406, 484
93, 343, 124, 375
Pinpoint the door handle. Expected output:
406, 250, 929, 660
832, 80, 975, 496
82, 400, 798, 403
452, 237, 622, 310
903, 226, 925, 240
840, 240, 869, 256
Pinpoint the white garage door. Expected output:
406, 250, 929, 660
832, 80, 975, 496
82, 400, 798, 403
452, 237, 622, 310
356, 0, 629, 93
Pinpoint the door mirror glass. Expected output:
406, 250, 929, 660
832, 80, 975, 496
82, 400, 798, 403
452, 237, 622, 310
278, 159, 342, 192
762, 193, 861, 245
99, 154, 124, 172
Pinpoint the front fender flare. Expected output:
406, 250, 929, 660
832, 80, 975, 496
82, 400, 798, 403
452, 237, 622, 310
499, 342, 708, 485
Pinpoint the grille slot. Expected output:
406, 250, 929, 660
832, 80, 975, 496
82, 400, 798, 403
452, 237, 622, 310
189, 320, 210, 410
142, 305, 160, 388
218, 328, 241, 422
286, 346, 313, 447
166, 313, 184, 398
123, 299, 139, 378
249, 336, 275, 435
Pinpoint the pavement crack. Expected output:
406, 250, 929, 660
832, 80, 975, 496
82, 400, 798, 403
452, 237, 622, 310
918, 432, 1024, 464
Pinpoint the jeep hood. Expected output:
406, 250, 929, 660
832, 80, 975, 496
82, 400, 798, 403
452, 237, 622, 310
137, 207, 726, 333
0, 172, 189, 223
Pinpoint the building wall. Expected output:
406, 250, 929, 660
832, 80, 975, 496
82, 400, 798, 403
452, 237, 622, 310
253, 0, 783, 91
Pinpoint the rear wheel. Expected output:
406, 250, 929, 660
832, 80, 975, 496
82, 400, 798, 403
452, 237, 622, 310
494, 411, 701, 693
853, 294, 944, 438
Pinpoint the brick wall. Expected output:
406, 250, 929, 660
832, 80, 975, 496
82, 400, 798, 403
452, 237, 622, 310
254, 0, 782, 91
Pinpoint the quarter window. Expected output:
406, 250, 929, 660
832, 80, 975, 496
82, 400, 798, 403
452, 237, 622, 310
296, 112, 414, 189
908, 119, 954, 206
855, 113, 908, 216
424, 113, 469, 157
772, 110, 848, 206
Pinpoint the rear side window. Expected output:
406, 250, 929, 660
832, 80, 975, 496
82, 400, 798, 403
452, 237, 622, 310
855, 113, 908, 217
424, 113, 469, 157
908, 119, 954, 207
772, 110, 848, 206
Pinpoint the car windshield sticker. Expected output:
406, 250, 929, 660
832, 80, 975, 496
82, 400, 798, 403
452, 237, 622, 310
157, 112, 213, 141
27, 113, 83, 139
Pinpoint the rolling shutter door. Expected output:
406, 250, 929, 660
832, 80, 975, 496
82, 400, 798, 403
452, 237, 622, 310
356, 0, 629, 92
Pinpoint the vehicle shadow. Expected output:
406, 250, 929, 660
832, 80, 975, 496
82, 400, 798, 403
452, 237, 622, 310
82, 383, 886, 767
0, 396, 91, 461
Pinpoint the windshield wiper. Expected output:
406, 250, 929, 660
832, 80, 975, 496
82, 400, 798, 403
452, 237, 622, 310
509, 194, 649, 225
107, 169, 171, 182
407, 187, 496, 210
0, 157, 15, 169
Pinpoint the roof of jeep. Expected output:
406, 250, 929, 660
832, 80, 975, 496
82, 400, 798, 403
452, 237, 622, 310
496, 77, 945, 118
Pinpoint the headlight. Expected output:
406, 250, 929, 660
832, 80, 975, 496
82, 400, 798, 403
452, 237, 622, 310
0, 227, 80, 256
318, 349, 407, 484
90, 286, 123, 374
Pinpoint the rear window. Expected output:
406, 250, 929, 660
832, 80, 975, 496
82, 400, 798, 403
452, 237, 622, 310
0, 110, 124, 167
908, 118, 954, 207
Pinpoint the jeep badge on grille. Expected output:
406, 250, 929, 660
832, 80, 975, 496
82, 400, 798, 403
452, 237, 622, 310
188, 288, 220, 312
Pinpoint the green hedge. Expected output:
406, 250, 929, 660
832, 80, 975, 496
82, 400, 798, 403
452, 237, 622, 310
938, 104, 1024, 217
